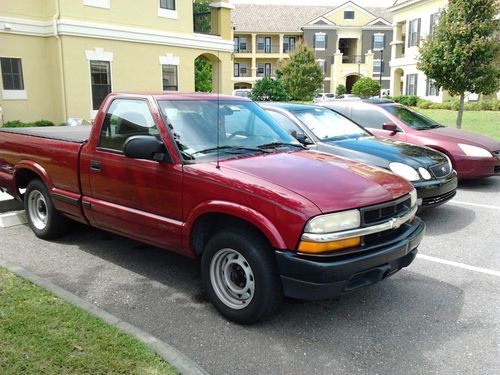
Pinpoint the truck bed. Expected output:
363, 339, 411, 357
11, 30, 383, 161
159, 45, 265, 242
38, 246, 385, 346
0, 126, 92, 143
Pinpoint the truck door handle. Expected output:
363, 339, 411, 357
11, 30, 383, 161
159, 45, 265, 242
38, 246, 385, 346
90, 160, 101, 171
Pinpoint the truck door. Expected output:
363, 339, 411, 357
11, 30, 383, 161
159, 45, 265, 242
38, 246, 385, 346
85, 98, 183, 252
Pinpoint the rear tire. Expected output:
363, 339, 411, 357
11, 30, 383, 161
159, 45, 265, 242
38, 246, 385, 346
25, 179, 69, 239
201, 227, 283, 324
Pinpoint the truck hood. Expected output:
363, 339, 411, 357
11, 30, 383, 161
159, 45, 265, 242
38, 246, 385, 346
221, 150, 413, 213
323, 136, 446, 168
424, 127, 500, 152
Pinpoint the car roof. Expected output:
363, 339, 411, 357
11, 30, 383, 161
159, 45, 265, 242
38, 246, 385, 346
108, 92, 250, 101
260, 102, 319, 111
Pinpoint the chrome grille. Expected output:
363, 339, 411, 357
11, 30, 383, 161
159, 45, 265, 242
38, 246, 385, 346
430, 162, 452, 178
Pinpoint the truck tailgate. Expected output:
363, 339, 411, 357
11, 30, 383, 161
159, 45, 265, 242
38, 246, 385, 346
0, 129, 86, 222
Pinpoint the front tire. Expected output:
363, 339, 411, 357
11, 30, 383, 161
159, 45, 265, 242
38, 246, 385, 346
25, 179, 69, 239
201, 228, 283, 324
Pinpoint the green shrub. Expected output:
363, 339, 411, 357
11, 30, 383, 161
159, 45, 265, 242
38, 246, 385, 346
392, 95, 420, 106
417, 99, 433, 109
3, 119, 55, 128
351, 77, 381, 98
336, 84, 346, 96
249, 77, 290, 102
414, 98, 498, 111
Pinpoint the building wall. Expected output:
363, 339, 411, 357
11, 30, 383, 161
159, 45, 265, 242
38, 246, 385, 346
303, 28, 337, 78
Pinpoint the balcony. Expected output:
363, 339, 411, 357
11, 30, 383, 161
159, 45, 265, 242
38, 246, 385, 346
234, 47, 252, 54
234, 71, 251, 78
256, 45, 280, 54
193, 2, 217, 35
342, 55, 365, 64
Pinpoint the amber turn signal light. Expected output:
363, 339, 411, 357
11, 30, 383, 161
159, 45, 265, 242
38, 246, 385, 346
298, 237, 361, 254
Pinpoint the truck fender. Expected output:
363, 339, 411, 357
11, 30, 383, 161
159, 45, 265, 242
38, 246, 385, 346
14, 161, 54, 191
183, 200, 287, 254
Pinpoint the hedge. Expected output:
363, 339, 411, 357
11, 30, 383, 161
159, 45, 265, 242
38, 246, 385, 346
2, 120, 55, 128
384, 96, 499, 111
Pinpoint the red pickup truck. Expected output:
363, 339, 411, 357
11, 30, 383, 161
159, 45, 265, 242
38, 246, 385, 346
0, 93, 424, 323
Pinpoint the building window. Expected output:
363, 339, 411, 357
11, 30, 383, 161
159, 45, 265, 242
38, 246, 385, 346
314, 33, 326, 50
344, 10, 354, 19
406, 74, 418, 95
239, 37, 247, 52
373, 34, 385, 50
240, 65, 247, 76
234, 63, 240, 77
408, 18, 421, 47
373, 59, 384, 73
429, 13, 440, 37
1, 58, 24, 90
162, 65, 178, 91
233, 37, 239, 52
257, 37, 264, 51
90, 61, 111, 110
283, 37, 296, 53
426, 78, 438, 96
160, 0, 175, 10
317, 59, 326, 75
265, 63, 272, 77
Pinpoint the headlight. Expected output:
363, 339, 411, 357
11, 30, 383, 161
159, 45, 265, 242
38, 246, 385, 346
304, 209, 360, 234
418, 167, 432, 180
458, 143, 492, 157
389, 162, 420, 181
409, 188, 417, 207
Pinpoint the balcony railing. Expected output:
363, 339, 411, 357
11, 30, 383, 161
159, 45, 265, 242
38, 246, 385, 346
256, 45, 280, 54
234, 47, 253, 54
257, 70, 275, 78
193, 2, 215, 35
342, 55, 365, 64
234, 71, 251, 78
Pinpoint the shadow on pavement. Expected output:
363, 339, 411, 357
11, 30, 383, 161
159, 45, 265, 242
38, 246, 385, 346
0, 198, 24, 213
417, 204, 476, 236
42, 222, 465, 374
457, 176, 500, 193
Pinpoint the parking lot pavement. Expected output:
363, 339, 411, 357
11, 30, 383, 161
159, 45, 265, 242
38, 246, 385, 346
0, 177, 499, 375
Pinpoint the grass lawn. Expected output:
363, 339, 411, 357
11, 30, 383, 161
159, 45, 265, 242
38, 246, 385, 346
413, 108, 500, 140
0, 267, 178, 375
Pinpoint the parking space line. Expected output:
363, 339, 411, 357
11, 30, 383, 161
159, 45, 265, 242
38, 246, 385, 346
417, 254, 500, 277
449, 200, 500, 210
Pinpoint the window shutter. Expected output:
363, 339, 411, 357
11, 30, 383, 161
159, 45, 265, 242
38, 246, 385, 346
414, 75, 418, 95
372, 35, 375, 49
313, 33, 316, 48
325, 34, 328, 49
417, 18, 421, 45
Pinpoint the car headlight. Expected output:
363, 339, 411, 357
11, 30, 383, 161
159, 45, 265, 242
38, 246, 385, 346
418, 167, 432, 180
304, 209, 360, 234
389, 162, 420, 181
458, 143, 492, 158
409, 188, 417, 207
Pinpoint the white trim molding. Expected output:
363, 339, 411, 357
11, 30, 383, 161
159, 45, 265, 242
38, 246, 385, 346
83, 0, 110, 9
210, 2, 235, 9
158, 8, 178, 20
0, 16, 53, 36
85, 47, 113, 61
159, 53, 179, 66
1, 90, 27, 100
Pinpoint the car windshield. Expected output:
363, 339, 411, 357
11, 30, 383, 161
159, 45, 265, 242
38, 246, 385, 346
384, 105, 442, 130
158, 100, 300, 161
292, 107, 369, 141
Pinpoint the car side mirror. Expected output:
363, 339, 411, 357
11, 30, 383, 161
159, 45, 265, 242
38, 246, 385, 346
124, 135, 172, 162
382, 122, 400, 133
295, 133, 314, 146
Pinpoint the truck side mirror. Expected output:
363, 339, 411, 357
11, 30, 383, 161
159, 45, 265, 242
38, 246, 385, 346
295, 133, 314, 146
382, 122, 400, 133
124, 135, 172, 162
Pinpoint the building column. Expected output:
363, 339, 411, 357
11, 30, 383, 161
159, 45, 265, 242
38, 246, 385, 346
332, 50, 343, 92
251, 33, 257, 78
365, 50, 374, 76
279, 33, 284, 59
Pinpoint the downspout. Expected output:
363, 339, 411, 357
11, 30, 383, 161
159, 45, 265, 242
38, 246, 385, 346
53, 0, 68, 122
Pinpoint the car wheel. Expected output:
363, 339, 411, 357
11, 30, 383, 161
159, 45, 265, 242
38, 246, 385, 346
201, 227, 283, 324
25, 179, 70, 239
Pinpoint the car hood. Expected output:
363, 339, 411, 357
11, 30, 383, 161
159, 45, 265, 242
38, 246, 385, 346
324, 136, 447, 168
424, 127, 500, 151
221, 150, 413, 213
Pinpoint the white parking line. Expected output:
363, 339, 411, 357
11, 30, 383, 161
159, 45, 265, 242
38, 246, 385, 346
450, 200, 500, 210
417, 254, 500, 277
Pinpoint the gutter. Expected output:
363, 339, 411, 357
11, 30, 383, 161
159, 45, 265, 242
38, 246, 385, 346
53, 0, 68, 122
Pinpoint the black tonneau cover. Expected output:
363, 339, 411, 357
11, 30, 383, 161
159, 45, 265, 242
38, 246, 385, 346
0, 126, 92, 143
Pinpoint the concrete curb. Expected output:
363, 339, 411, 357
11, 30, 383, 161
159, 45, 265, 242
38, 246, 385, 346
0, 257, 210, 375
0, 211, 27, 227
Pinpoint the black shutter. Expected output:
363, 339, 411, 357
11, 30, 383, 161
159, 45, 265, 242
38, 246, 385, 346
325, 34, 328, 49
372, 35, 375, 49
417, 18, 421, 45
313, 34, 316, 49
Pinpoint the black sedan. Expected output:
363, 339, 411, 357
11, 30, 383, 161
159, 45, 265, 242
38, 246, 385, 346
261, 103, 458, 208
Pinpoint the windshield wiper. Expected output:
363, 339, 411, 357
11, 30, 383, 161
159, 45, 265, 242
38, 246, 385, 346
190, 145, 270, 157
417, 124, 443, 130
257, 142, 305, 150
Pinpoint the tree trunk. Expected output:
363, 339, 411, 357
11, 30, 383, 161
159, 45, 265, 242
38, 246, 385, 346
456, 92, 465, 129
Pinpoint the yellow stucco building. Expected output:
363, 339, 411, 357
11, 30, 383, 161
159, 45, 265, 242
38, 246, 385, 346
0, 0, 234, 124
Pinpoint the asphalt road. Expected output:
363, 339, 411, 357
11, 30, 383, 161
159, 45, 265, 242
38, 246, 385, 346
1, 177, 499, 375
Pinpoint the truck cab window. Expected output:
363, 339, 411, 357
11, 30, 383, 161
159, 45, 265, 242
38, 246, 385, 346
98, 99, 158, 152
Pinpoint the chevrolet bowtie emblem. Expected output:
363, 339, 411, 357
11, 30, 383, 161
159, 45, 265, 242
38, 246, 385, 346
390, 216, 404, 229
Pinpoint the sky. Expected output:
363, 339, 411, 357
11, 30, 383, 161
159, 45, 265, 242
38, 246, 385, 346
231, 0, 396, 6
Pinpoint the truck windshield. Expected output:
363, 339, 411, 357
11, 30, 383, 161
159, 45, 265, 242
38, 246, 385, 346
384, 105, 442, 130
292, 107, 369, 141
158, 100, 300, 161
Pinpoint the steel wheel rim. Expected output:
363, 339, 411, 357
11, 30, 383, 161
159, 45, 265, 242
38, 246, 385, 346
28, 190, 48, 230
209, 248, 255, 310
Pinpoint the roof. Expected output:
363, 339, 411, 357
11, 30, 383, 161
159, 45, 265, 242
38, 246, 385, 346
231, 4, 393, 32
232, 5, 332, 32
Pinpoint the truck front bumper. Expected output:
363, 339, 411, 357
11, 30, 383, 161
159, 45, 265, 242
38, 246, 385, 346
275, 217, 425, 300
